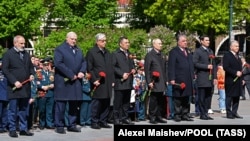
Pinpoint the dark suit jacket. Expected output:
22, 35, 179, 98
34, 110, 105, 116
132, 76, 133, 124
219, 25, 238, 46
2, 47, 35, 99
86, 45, 114, 99
223, 51, 242, 97
54, 41, 87, 100
144, 49, 166, 92
168, 46, 194, 97
193, 46, 217, 87
112, 48, 135, 90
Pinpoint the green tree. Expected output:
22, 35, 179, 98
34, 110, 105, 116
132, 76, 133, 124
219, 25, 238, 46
131, 0, 250, 51
34, 27, 149, 59
43, 0, 117, 29
0, 0, 46, 39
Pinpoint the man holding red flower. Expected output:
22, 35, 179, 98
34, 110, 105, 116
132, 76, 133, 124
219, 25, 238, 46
54, 32, 86, 134
193, 35, 217, 120
168, 34, 194, 122
223, 40, 243, 119
86, 33, 114, 129
144, 38, 167, 124
112, 36, 136, 125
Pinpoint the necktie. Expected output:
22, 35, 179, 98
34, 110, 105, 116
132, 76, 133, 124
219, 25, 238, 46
183, 50, 187, 57
19, 52, 24, 60
235, 54, 238, 60
72, 47, 76, 54
124, 51, 128, 58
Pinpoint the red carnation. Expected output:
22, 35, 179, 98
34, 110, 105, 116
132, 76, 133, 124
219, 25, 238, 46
175, 82, 186, 90
91, 71, 106, 97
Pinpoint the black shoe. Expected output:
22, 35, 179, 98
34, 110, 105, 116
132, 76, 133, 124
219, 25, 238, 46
19, 130, 34, 136
234, 114, 243, 119
0, 129, 7, 133
91, 123, 101, 129
55, 128, 66, 134
67, 127, 81, 132
149, 118, 158, 124
46, 126, 55, 129
156, 118, 167, 123
188, 114, 194, 118
114, 120, 123, 125
227, 115, 235, 119
194, 113, 200, 117
122, 119, 134, 125
99, 123, 112, 128
38, 126, 45, 130
206, 115, 214, 120
9, 131, 18, 138
200, 115, 208, 120
182, 117, 194, 121
174, 117, 181, 122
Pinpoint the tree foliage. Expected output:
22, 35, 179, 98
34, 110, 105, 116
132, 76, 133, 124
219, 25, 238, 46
43, 0, 117, 29
34, 27, 149, 59
0, 0, 46, 39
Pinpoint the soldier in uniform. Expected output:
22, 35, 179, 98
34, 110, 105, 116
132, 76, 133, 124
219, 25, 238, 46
36, 58, 55, 129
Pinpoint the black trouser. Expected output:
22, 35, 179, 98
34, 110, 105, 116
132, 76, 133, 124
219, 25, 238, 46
113, 89, 131, 121
148, 92, 165, 120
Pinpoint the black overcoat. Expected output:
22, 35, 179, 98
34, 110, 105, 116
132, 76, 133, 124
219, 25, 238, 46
2, 48, 34, 99
112, 48, 135, 90
144, 49, 166, 92
223, 51, 242, 97
86, 46, 114, 99
193, 47, 217, 87
168, 47, 194, 97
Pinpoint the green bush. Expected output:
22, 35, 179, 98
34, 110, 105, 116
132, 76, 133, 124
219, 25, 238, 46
34, 26, 149, 59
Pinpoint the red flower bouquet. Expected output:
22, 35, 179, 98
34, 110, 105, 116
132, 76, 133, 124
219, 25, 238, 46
209, 55, 215, 80
91, 71, 106, 97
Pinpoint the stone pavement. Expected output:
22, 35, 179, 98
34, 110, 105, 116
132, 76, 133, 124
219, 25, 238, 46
1, 94, 250, 141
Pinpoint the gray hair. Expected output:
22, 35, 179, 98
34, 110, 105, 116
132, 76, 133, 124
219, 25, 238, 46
66, 31, 77, 38
95, 33, 106, 42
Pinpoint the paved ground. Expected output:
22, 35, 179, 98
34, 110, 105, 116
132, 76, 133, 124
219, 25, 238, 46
1, 93, 250, 141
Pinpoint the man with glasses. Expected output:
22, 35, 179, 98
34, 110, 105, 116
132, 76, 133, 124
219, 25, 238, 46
86, 33, 114, 129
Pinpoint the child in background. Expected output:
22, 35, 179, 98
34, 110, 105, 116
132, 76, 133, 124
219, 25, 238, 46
217, 64, 226, 114
80, 73, 92, 126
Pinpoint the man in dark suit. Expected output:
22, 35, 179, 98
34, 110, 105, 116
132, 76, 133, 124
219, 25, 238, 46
144, 38, 167, 124
223, 40, 243, 119
168, 34, 194, 122
193, 35, 217, 120
54, 31, 86, 134
86, 33, 114, 129
2, 35, 35, 137
112, 36, 136, 125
